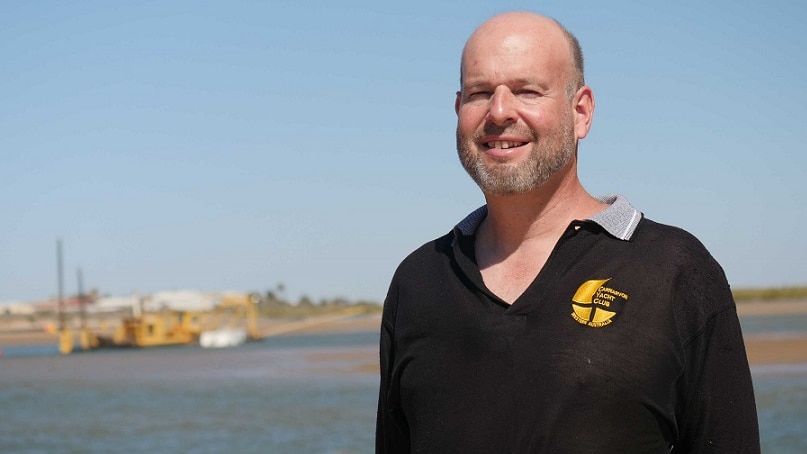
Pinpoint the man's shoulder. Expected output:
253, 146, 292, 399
395, 230, 456, 274
631, 215, 728, 298
632, 217, 715, 263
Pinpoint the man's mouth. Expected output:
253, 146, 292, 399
485, 140, 527, 150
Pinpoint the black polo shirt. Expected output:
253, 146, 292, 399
376, 196, 759, 454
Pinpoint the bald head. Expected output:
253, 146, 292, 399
460, 12, 584, 99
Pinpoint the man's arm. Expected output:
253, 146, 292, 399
673, 304, 760, 453
376, 279, 410, 453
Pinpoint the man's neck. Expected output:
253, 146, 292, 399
473, 169, 607, 304
478, 171, 605, 253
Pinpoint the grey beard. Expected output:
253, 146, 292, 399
456, 124, 576, 195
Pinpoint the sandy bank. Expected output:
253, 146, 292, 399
735, 299, 807, 316
3, 305, 807, 366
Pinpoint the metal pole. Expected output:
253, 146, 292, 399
57, 239, 74, 355
78, 268, 85, 329
57, 239, 64, 331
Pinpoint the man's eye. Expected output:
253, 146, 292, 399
516, 90, 541, 99
465, 91, 491, 100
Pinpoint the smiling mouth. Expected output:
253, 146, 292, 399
485, 140, 527, 150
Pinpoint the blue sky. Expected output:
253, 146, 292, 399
2, 0, 805, 303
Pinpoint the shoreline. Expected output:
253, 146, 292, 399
3, 301, 807, 366
735, 299, 807, 316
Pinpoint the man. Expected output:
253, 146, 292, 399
376, 11, 760, 454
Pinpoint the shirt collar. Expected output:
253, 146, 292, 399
455, 194, 642, 241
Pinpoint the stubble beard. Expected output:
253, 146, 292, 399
456, 114, 577, 196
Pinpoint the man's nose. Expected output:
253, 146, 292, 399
487, 86, 518, 125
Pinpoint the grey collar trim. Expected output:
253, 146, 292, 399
455, 205, 488, 237
455, 194, 642, 241
590, 195, 642, 240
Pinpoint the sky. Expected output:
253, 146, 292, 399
2, 0, 806, 304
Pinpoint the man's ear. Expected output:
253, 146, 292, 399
455, 91, 462, 115
573, 86, 595, 139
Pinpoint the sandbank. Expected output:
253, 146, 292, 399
3, 303, 807, 367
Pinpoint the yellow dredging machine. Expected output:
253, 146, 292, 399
57, 292, 261, 354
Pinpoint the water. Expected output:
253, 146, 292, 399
753, 364, 807, 453
2, 328, 806, 453
0, 333, 379, 454
742, 312, 807, 453
740, 312, 807, 337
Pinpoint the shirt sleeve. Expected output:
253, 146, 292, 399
376, 278, 411, 454
673, 305, 760, 453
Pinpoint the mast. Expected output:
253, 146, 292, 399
57, 239, 73, 354
77, 267, 98, 350
78, 268, 85, 330
57, 239, 64, 331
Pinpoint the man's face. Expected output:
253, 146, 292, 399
455, 29, 578, 195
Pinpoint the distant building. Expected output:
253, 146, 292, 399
145, 290, 219, 312
4, 290, 250, 316
0, 301, 36, 316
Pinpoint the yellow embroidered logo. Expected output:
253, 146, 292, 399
571, 278, 629, 328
